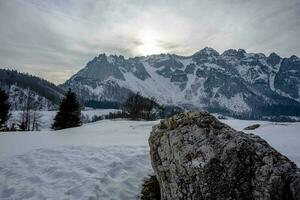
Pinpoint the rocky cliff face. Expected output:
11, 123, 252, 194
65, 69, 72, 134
149, 112, 300, 200
62, 48, 300, 118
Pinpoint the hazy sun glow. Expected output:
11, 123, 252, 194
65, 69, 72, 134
137, 31, 163, 55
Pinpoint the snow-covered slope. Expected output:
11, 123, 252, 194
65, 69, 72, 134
62, 48, 300, 118
6, 85, 57, 110
0, 69, 65, 110
0, 119, 299, 199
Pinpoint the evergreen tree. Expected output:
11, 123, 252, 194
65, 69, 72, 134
51, 89, 82, 130
0, 88, 10, 130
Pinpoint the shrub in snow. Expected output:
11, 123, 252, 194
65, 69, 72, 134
122, 92, 160, 120
141, 175, 161, 200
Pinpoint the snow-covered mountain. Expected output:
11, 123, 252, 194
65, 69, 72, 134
62, 47, 300, 117
6, 84, 57, 110
0, 69, 65, 110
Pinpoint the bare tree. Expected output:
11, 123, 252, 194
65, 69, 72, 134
31, 111, 43, 131
18, 89, 43, 131
19, 90, 31, 131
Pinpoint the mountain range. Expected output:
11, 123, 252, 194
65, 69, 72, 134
1, 47, 300, 119
62, 47, 300, 118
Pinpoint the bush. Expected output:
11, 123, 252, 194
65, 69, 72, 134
141, 175, 161, 200
104, 111, 128, 119
122, 92, 160, 120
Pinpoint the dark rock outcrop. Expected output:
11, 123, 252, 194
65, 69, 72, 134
243, 124, 261, 130
149, 112, 300, 200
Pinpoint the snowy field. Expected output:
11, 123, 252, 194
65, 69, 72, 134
0, 118, 299, 199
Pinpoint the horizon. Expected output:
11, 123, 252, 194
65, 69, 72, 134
1, 0, 300, 84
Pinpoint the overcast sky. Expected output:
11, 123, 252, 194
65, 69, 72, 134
0, 0, 300, 84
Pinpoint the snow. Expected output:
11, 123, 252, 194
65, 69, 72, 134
0, 146, 151, 200
176, 58, 193, 67
117, 61, 183, 104
203, 63, 225, 72
269, 60, 282, 91
225, 119, 300, 166
84, 84, 105, 96
235, 64, 269, 84
0, 120, 157, 199
107, 55, 115, 64
214, 93, 250, 113
0, 119, 299, 199
7, 85, 56, 110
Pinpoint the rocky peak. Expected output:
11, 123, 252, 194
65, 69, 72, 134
149, 112, 300, 199
269, 52, 280, 58
192, 47, 220, 64
221, 48, 246, 59
75, 53, 125, 81
237, 48, 246, 53
88, 53, 106, 64
235, 48, 246, 58
221, 49, 238, 57
192, 47, 220, 57
267, 52, 281, 66
290, 55, 299, 61
107, 54, 126, 65
96, 53, 107, 61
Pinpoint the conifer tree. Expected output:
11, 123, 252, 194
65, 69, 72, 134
0, 88, 10, 130
51, 89, 81, 130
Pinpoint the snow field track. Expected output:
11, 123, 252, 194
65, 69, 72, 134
0, 146, 151, 200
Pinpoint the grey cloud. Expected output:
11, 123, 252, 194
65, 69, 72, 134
0, 0, 299, 84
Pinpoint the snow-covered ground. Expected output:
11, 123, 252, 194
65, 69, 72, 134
0, 119, 299, 199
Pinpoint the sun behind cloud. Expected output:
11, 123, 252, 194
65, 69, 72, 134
137, 30, 163, 56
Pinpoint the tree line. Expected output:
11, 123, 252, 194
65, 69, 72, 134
1, 87, 183, 132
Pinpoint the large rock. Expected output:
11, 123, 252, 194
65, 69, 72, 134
149, 112, 300, 200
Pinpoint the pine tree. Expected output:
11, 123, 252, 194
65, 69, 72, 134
0, 88, 10, 130
51, 89, 82, 130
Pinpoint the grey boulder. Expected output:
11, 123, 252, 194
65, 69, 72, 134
149, 112, 300, 200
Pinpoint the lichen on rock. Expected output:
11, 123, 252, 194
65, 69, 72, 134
149, 112, 300, 200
